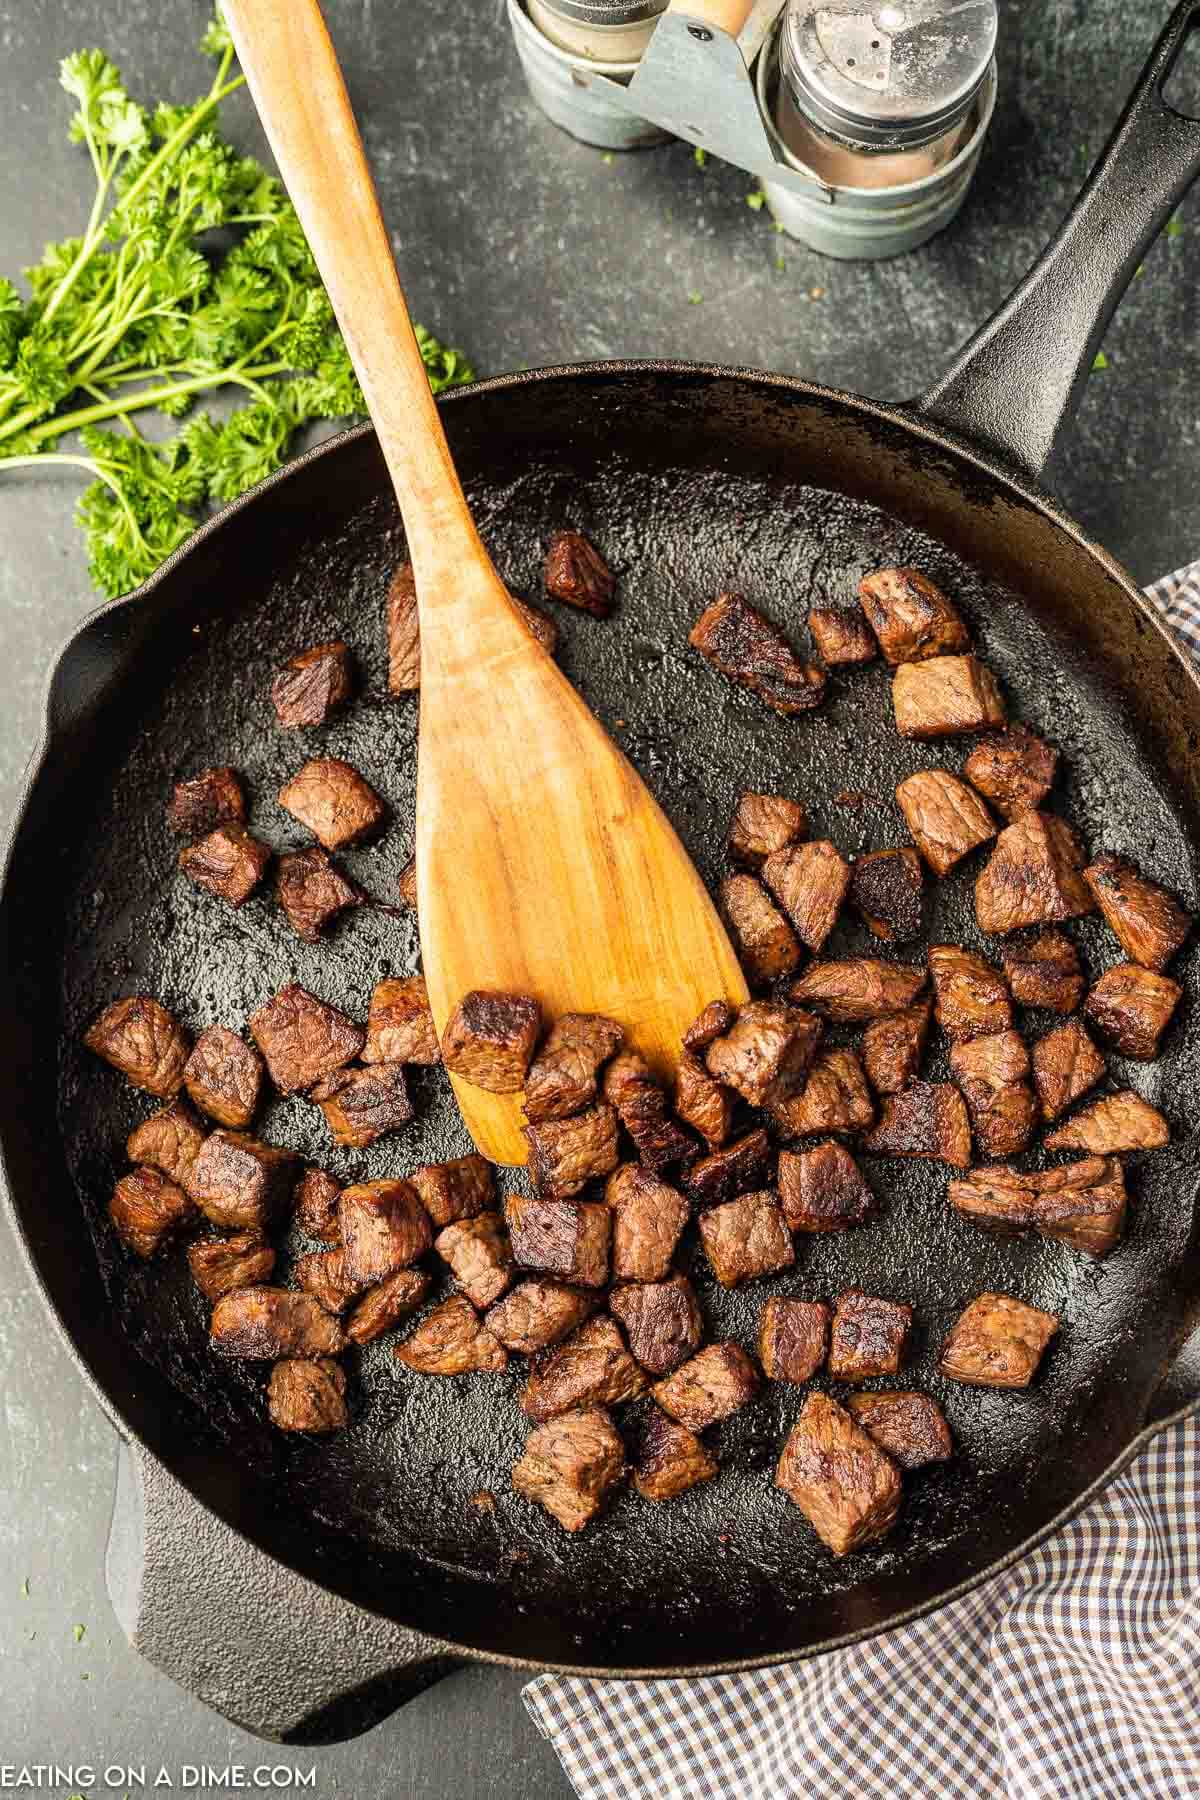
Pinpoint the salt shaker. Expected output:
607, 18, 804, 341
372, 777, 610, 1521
508, 0, 673, 150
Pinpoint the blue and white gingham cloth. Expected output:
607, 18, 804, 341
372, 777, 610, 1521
522, 565, 1200, 1800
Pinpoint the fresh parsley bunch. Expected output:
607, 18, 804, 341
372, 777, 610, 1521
0, 9, 474, 598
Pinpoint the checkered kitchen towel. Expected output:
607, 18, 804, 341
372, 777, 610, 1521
523, 566, 1200, 1800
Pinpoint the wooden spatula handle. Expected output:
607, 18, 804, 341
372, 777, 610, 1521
666, 0, 754, 34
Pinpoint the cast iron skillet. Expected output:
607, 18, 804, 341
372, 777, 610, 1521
3, 0, 1200, 1724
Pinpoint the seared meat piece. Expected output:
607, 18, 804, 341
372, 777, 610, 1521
276, 847, 361, 942
605, 1163, 688, 1282
522, 1316, 648, 1422
948, 1030, 1037, 1158
1045, 1090, 1169, 1153
778, 1141, 876, 1233
185, 1130, 296, 1232
771, 1047, 874, 1139
857, 566, 970, 665
846, 1392, 952, 1469
187, 1232, 275, 1301
1031, 1018, 1106, 1121
397, 855, 419, 910
1002, 930, 1085, 1013
271, 640, 354, 728
940, 1292, 1059, 1388
719, 874, 803, 988
387, 562, 421, 694
964, 725, 1058, 820
928, 944, 1013, 1043
512, 597, 559, 654
295, 1246, 366, 1315
682, 1127, 774, 1208
652, 1343, 760, 1430
524, 1102, 621, 1199
180, 826, 271, 906
850, 847, 924, 943
699, 1190, 794, 1287
340, 1180, 431, 1284
828, 1289, 913, 1382
486, 1279, 597, 1354
809, 604, 877, 666
758, 1296, 830, 1382
362, 975, 440, 1066
435, 1213, 514, 1309
505, 1194, 612, 1287
293, 1167, 342, 1243
211, 1286, 347, 1359
895, 770, 996, 877
249, 983, 364, 1094
345, 1268, 431, 1345
512, 1405, 625, 1532
775, 1393, 901, 1556
524, 1012, 623, 1123
183, 1027, 264, 1130
278, 757, 385, 851
704, 1002, 823, 1108
893, 654, 1006, 739
863, 1082, 972, 1168
674, 1051, 733, 1148
975, 812, 1094, 934
268, 1359, 347, 1433
126, 1097, 206, 1186
634, 1410, 718, 1502
602, 1051, 695, 1171
1084, 853, 1191, 971
395, 1294, 508, 1375
409, 1153, 494, 1228
689, 592, 826, 716
609, 1273, 703, 1376
169, 765, 245, 841
85, 995, 191, 1098
109, 1166, 193, 1259
544, 528, 615, 617
948, 1157, 1127, 1257
861, 1000, 932, 1095
683, 1000, 736, 1051
762, 840, 851, 953
442, 989, 541, 1093
1084, 962, 1182, 1060
789, 959, 927, 1023
727, 791, 808, 870
310, 1061, 414, 1148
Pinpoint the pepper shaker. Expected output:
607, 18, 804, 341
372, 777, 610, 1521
509, 0, 673, 150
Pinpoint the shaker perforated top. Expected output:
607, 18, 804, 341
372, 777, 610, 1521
536, 0, 667, 22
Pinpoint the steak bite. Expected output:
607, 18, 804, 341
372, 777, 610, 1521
387, 563, 421, 694
928, 944, 1013, 1043
674, 1051, 734, 1148
828, 1289, 913, 1382
126, 1097, 206, 1186
727, 791, 808, 870
605, 1164, 688, 1283
397, 855, 419, 910
778, 1141, 877, 1233
1031, 1018, 1106, 1121
522, 1316, 648, 1422
964, 725, 1058, 820
857, 566, 970, 665
634, 1410, 719, 1502
362, 975, 440, 1066
653, 1343, 760, 1430
524, 1103, 621, 1199
268, 1359, 348, 1433
602, 1051, 695, 1171
689, 592, 826, 716
1044, 1090, 1169, 1154
862, 1000, 932, 1095
975, 812, 1094, 934
682, 1127, 774, 1209
109, 1166, 193, 1259
310, 1061, 414, 1149
543, 528, 615, 618
758, 1297, 830, 1382
808, 604, 877, 667
276, 847, 362, 942
948, 1158, 1127, 1258
789, 959, 927, 1023
892, 655, 1006, 739
524, 1012, 623, 1123
850, 847, 924, 943
704, 1002, 823, 1108
185, 1130, 296, 1232
271, 640, 354, 729
505, 1194, 612, 1287
409, 1153, 493, 1228
278, 757, 385, 851
609, 1273, 703, 1376
719, 874, 803, 988
846, 1392, 952, 1469
345, 1268, 431, 1345
435, 1213, 514, 1310
485, 1279, 597, 1354
699, 1190, 794, 1287
895, 770, 996, 877
180, 826, 271, 906
293, 1167, 342, 1243
183, 1027, 264, 1130
683, 1000, 737, 1052
770, 1047, 874, 1139
863, 1082, 972, 1168
512, 1405, 625, 1532
187, 1231, 275, 1301
211, 1286, 347, 1359
169, 766, 245, 841
762, 840, 852, 953
1083, 853, 1191, 971
295, 1246, 366, 1315
249, 983, 364, 1094
442, 990, 541, 1093
948, 1030, 1038, 1158
940, 1292, 1059, 1389
339, 1179, 432, 1284
1002, 930, 1085, 1013
85, 996, 191, 1098
394, 1294, 508, 1375
775, 1393, 901, 1556
1085, 962, 1183, 1060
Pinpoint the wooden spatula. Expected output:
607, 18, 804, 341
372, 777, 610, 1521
223, 0, 748, 1163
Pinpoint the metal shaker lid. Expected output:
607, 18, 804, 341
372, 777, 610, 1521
780, 0, 998, 150
534, 0, 667, 23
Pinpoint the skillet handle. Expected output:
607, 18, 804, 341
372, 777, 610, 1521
917, 2, 1200, 480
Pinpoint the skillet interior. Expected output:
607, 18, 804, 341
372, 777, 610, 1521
8, 366, 1200, 1672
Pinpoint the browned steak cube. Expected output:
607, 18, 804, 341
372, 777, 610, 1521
705, 1002, 823, 1108
512, 597, 561, 655
719, 874, 803, 988
850, 847, 924, 943
1002, 930, 1085, 1013
948, 1157, 1127, 1258
788, 959, 927, 1023
605, 1164, 688, 1282
211, 1286, 348, 1359
522, 1316, 648, 1422
295, 1246, 367, 1315
395, 1294, 508, 1375
762, 841, 851, 953
268, 1359, 347, 1433
893, 655, 1006, 739
1085, 962, 1182, 1060
683, 1000, 737, 1052
85, 995, 191, 1098
183, 1027, 264, 1129
928, 944, 1013, 1042
543, 528, 615, 617
862, 1000, 932, 1095
524, 1102, 621, 1199
778, 1141, 876, 1233
524, 1012, 623, 1123
435, 1213, 514, 1309
505, 1194, 611, 1286
682, 1128, 774, 1208
340, 1180, 432, 1285
271, 640, 354, 728
311, 1062, 414, 1148
486, 1280, 597, 1354
758, 1296, 830, 1382
1031, 1018, 1106, 1121
1084, 853, 1191, 971
975, 812, 1094, 934
602, 1051, 695, 1171
109, 1166, 193, 1259
278, 757, 385, 850
398, 854, 419, 910
808, 604, 877, 666
948, 1030, 1038, 1158
409, 1154, 494, 1228
653, 1343, 760, 1430
512, 1405, 625, 1531
1044, 1090, 1169, 1154
276, 847, 361, 942
362, 975, 440, 1066
858, 566, 970, 665
727, 791, 808, 870
169, 765, 245, 841
770, 1047, 874, 1139
293, 1167, 342, 1243
249, 983, 364, 1094
700, 1190, 794, 1287
180, 825, 270, 906
345, 1268, 431, 1345
126, 1097, 206, 1186
609, 1273, 703, 1376
863, 1082, 972, 1168
895, 770, 996, 877
828, 1290, 913, 1382
634, 1410, 718, 1502
187, 1232, 275, 1301
387, 563, 421, 694
674, 1051, 733, 1148
689, 592, 826, 715
940, 1292, 1059, 1388
185, 1130, 296, 1231
775, 1392, 901, 1555
964, 725, 1058, 820
442, 989, 541, 1093
846, 1392, 952, 1469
